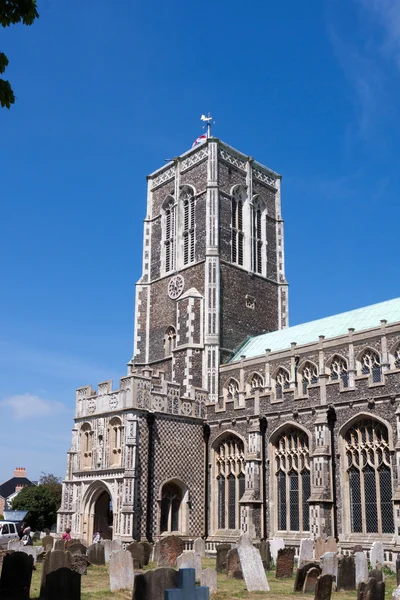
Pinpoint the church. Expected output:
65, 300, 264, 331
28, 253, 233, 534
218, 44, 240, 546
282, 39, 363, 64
58, 135, 400, 559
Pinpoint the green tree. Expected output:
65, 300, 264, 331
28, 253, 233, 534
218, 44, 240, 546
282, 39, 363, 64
1, 0, 39, 108
11, 484, 58, 530
39, 472, 62, 511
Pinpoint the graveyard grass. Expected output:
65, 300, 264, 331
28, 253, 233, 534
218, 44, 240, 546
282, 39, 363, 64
28, 558, 397, 599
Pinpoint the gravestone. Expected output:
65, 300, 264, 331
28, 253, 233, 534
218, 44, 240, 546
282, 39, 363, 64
45, 567, 80, 600
193, 538, 206, 558
314, 537, 327, 560
258, 540, 271, 570
353, 545, 364, 554
87, 543, 105, 565
164, 568, 209, 600
358, 577, 385, 600
294, 562, 321, 592
103, 539, 121, 563
44, 529, 50, 535
237, 533, 270, 592
109, 550, 134, 592
133, 567, 179, 600
152, 540, 160, 563
8, 539, 22, 551
20, 545, 44, 564
396, 555, 400, 586
200, 568, 217, 595
216, 544, 231, 572
127, 541, 145, 569
303, 566, 320, 593
71, 553, 89, 576
276, 547, 295, 578
54, 539, 66, 551
355, 551, 368, 586
371, 542, 384, 570
325, 537, 338, 554
226, 548, 242, 578
298, 538, 314, 567
142, 541, 152, 565
42, 535, 54, 552
393, 584, 400, 599
321, 552, 338, 582
270, 537, 285, 563
0, 551, 34, 600
66, 541, 86, 556
40, 550, 72, 599
177, 551, 202, 581
369, 568, 384, 583
337, 555, 356, 591
32, 531, 40, 541
158, 536, 185, 568
315, 573, 333, 600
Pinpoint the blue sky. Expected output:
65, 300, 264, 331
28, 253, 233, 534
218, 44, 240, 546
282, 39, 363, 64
1, 0, 400, 484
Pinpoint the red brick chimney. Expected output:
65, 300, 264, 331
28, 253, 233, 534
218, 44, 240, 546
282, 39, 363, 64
14, 467, 26, 478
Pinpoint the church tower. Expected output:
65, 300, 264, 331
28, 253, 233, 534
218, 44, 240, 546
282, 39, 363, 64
132, 137, 288, 402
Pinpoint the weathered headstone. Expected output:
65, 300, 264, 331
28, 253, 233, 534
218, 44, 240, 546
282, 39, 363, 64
321, 552, 338, 582
86, 543, 105, 565
237, 533, 270, 592
355, 551, 368, 586
325, 537, 338, 554
177, 551, 202, 581
276, 547, 295, 578
42, 535, 54, 552
44, 529, 50, 535
397, 554, 400, 586
8, 539, 22, 551
393, 584, 400, 599
371, 542, 384, 570
133, 567, 179, 600
216, 544, 231, 572
315, 573, 333, 600
314, 537, 327, 561
298, 538, 314, 567
164, 568, 209, 600
158, 536, 185, 568
66, 541, 87, 556
257, 540, 271, 570
103, 539, 121, 563
193, 537, 206, 558
152, 540, 160, 563
270, 537, 285, 563
71, 553, 89, 576
19, 545, 44, 564
40, 550, 72, 599
45, 567, 80, 600
337, 555, 356, 591
109, 550, 134, 592
200, 568, 217, 595
226, 548, 242, 579
127, 541, 145, 569
353, 545, 364, 554
294, 562, 321, 592
0, 551, 34, 600
369, 568, 384, 583
358, 577, 385, 600
54, 539, 66, 551
303, 566, 320, 593
142, 541, 152, 566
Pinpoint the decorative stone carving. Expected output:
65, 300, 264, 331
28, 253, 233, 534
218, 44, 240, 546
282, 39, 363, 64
168, 275, 184, 300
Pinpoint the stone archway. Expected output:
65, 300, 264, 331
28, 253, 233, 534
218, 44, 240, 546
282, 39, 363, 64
81, 481, 113, 544
94, 490, 113, 540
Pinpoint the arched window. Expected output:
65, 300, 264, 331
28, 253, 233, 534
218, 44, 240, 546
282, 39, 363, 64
160, 482, 182, 534
344, 418, 394, 534
164, 326, 176, 357
80, 423, 92, 470
275, 368, 290, 400
252, 197, 265, 274
181, 188, 195, 265
330, 355, 349, 388
215, 435, 245, 530
274, 427, 310, 532
108, 417, 122, 467
249, 372, 264, 393
226, 378, 239, 402
163, 196, 175, 273
300, 362, 318, 395
360, 349, 381, 383
394, 346, 400, 369
231, 187, 245, 266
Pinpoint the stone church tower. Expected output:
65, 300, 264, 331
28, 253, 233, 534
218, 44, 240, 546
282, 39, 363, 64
132, 137, 289, 401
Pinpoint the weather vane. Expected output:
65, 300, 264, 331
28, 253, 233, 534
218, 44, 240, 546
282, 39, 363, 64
200, 113, 215, 138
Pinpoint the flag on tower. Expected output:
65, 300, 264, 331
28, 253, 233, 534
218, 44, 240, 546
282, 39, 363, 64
192, 134, 207, 148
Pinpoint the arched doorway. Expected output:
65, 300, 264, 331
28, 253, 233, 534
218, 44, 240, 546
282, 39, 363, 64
81, 481, 114, 543
94, 490, 113, 540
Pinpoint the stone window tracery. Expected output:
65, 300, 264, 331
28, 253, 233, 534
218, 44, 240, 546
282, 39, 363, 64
249, 372, 264, 392
344, 418, 394, 534
231, 187, 245, 266
160, 482, 182, 534
226, 378, 239, 402
300, 362, 318, 395
163, 196, 175, 273
109, 417, 123, 467
275, 368, 290, 400
252, 197, 266, 275
274, 427, 310, 532
393, 345, 400, 369
164, 326, 176, 357
80, 423, 92, 470
181, 188, 195, 265
215, 435, 245, 530
330, 355, 349, 388
359, 349, 381, 383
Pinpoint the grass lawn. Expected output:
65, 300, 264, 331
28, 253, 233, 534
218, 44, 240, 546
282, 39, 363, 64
29, 558, 397, 599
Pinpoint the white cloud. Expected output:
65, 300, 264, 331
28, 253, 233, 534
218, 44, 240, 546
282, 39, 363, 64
358, 0, 400, 66
0, 394, 66, 420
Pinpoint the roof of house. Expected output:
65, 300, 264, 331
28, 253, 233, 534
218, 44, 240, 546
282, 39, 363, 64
230, 297, 400, 362
0, 477, 35, 500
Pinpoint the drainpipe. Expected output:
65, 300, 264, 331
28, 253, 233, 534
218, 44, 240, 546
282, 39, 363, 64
146, 412, 155, 542
259, 417, 268, 540
203, 424, 210, 539
327, 406, 338, 540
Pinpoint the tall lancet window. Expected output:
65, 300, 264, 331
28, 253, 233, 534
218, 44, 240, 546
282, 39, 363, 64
181, 187, 195, 265
163, 196, 175, 273
252, 197, 265, 274
231, 186, 246, 266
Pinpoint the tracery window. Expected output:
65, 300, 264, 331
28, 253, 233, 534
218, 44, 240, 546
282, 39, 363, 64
80, 423, 92, 470
300, 362, 318, 395
164, 326, 176, 357
274, 427, 310, 532
226, 378, 239, 402
393, 345, 400, 369
252, 199, 264, 274
215, 435, 245, 530
330, 355, 349, 388
344, 418, 394, 534
275, 368, 290, 400
163, 196, 175, 273
109, 417, 122, 467
249, 372, 264, 392
231, 188, 245, 266
360, 349, 381, 383
181, 188, 195, 265
160, 482, 182, 534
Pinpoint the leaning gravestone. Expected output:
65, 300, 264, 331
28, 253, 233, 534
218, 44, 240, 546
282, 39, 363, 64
142, 541, 152, 566
303, 566, 320, 593
54, 539, 66, 551
200, 568, 217, 595
103, 539, 121, 563
42, 535, 54, 552
164, 568, 209, 600
109, 550, 134, 593
87, 543, 105, 566
45, 567, 81, 600
371, 542, 384, 570
315, 573, 333, 600
66, 541, 87, 556
40, 550, 72, 599
193, 537, 206, 558
355, 551, 368, 586
270, 537, 285, 563
177, 551, 202, 581
133, 567, 179, 600
0, 551, 34, 600
276, 547, 295, 578
237, 533, 270, 592
337, 555, 356, 591
298, 538, 314, 567
127, 541, 145, 569
358, 577, 385, 600
294, 562, 321, 592
158, 536, 185, 568
369, 568, 384, 583
226, 548, 242, 579
321, 552, 338, 583
216, 544, 231, 572
71, 554, 89, 576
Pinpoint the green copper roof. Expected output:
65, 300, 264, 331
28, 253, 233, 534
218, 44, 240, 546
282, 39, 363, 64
230, 297, 400, 362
